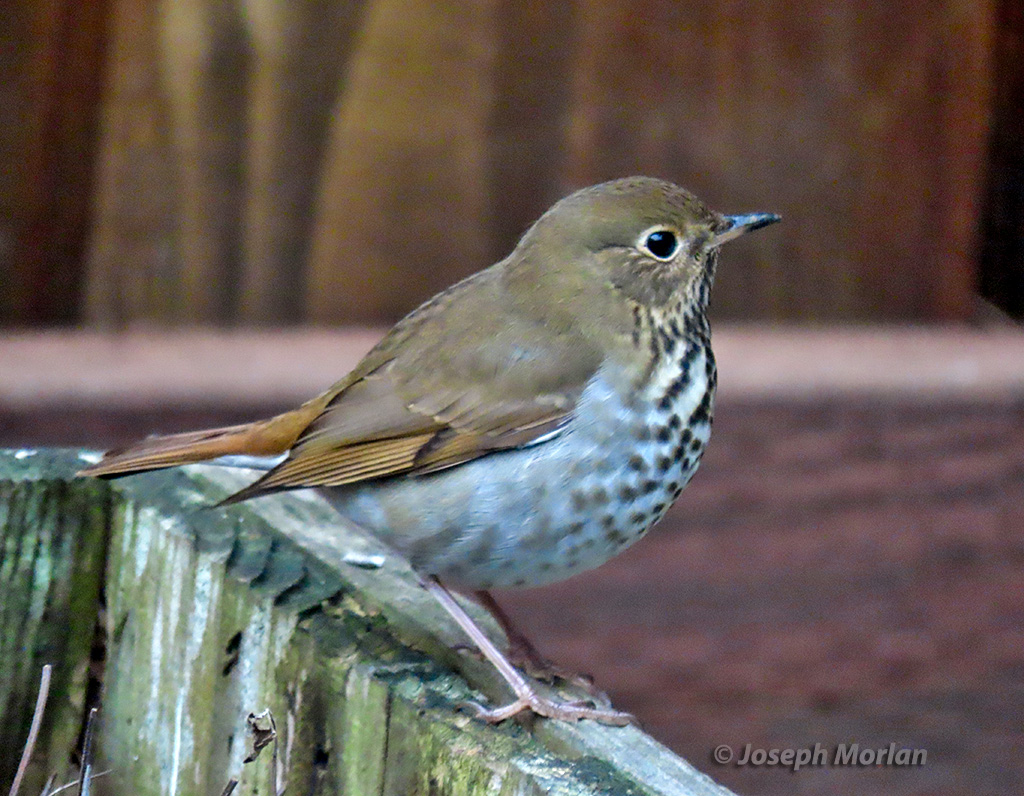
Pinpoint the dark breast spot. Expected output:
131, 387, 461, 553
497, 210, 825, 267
689, 392, 711, 424
660, 329, 676, 356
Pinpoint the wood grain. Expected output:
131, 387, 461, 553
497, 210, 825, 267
2, 0, 1003, 326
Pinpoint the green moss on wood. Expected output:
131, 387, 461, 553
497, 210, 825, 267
0, 472, 110, 792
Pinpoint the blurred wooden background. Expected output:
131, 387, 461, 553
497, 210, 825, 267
1, 0, 1019, 328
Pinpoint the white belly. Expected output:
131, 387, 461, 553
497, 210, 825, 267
326, 343, 715, 589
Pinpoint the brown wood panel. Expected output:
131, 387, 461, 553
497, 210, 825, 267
236, 0, 364, 324
156, 0, 249, 323
563, 0, 995, 322
484, 1, 576, 265
305, 0, 494, 324
84, 0, 183, 325
4, 0, 1001, 326
980, 0, 1024, 320
0, 0, 109, 325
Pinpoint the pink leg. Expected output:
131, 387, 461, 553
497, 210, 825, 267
422, 576, 634, 725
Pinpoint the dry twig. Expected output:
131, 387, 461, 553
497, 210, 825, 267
7, 664, 52, 796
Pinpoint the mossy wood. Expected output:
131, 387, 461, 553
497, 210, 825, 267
0, 448, 735, 796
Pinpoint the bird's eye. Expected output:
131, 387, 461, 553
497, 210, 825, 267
640, 229, 679, 260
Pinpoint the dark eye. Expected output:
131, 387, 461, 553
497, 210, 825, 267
641, 229, 679, 260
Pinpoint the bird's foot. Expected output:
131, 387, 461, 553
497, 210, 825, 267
453, 641, 611, 707
461, 689, 635, 725
506, 645, 611, 707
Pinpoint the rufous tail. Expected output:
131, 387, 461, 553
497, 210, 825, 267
77, 404, 319, 479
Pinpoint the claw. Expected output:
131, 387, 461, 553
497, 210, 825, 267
510, 655, 611, 707
469, 692, 636, 725
457, 699, 491, 716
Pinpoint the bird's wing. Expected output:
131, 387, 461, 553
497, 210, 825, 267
222, 270, 602, 503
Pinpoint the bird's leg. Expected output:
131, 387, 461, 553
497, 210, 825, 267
472, 589, 550, 670
421, 576, 633, 725
473, 590, 610, 705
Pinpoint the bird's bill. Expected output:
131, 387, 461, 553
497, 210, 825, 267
713, 212, 781, 247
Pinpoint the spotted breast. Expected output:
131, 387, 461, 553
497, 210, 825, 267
325, 317, 716, 591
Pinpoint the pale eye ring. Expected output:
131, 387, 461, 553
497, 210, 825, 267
638, 227, 680, 261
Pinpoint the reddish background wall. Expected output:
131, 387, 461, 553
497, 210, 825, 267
3, 0, 1017, 327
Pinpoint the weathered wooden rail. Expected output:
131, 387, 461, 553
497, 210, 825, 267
0, 448, 735, 796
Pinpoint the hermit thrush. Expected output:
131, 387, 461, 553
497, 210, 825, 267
80, 176, 779, 724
